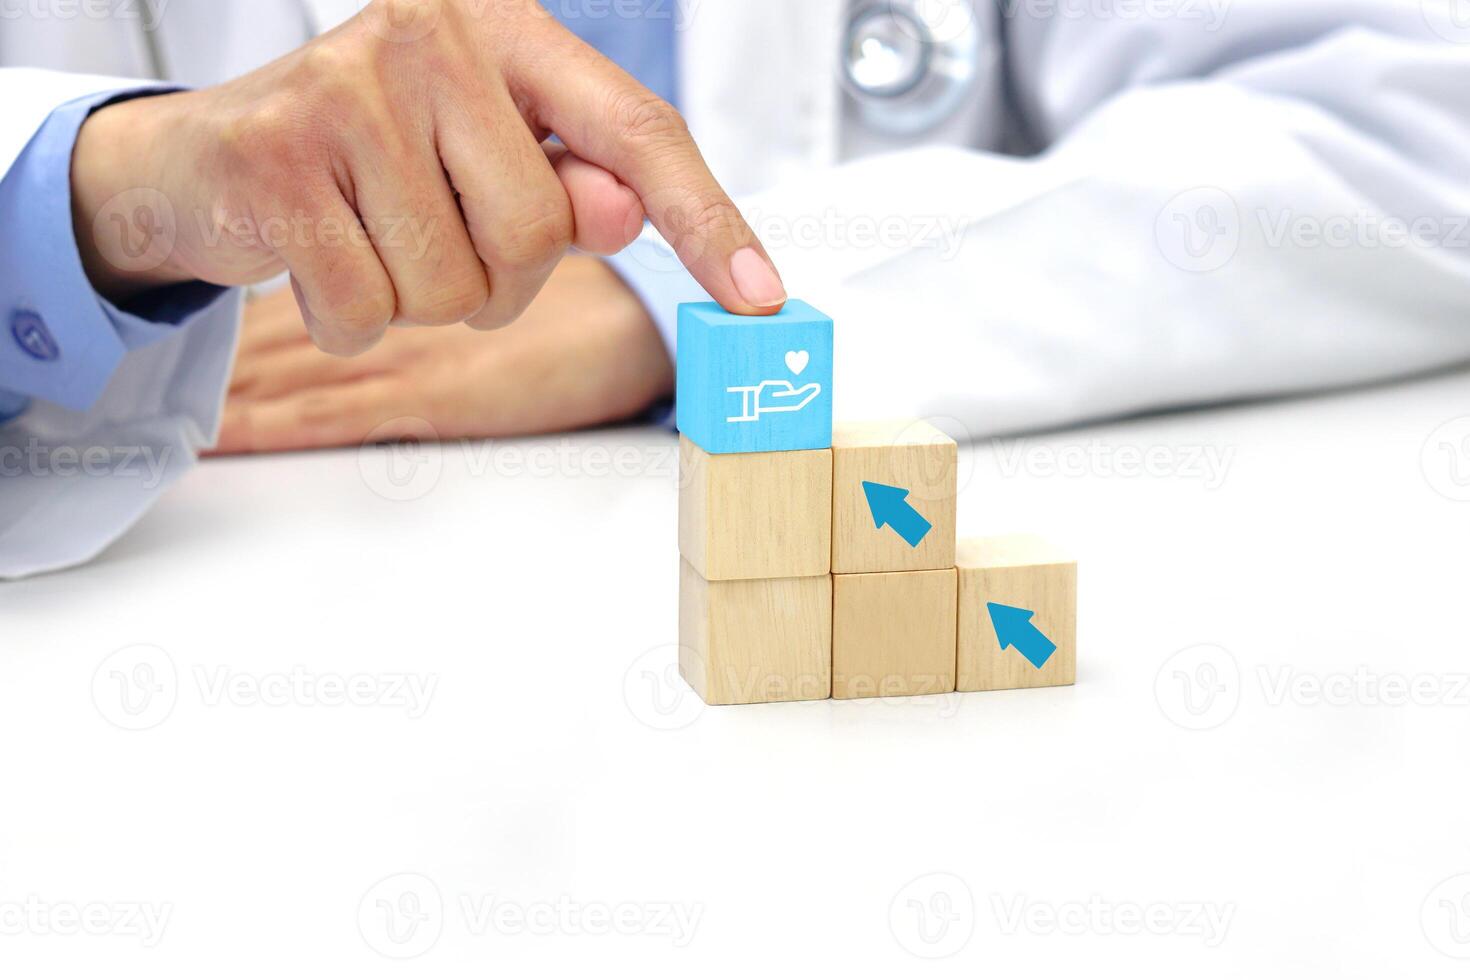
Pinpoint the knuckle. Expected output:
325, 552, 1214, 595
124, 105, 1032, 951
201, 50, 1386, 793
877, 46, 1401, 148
293, 43, 376, 118
220, 99, 314, 171
292, 392, 353, 433
320, 285, 394, 336
222, 59, 367, 173
608, 90, 688, 146
297, 39, 358, 85
496, 197, 574, 270
401, 271, 490, 325
681, 194, 747, 242
286, 40, 387, 131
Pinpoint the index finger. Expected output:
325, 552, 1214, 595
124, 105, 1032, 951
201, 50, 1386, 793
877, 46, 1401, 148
508, 26, 787, 316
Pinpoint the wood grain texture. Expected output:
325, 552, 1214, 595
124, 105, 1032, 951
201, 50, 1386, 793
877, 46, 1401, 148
679, 559, 832, 705
956, 535, 1076, 692
679, 434, 832, 581
832, 568, 957, 699
831, 420, 957, 574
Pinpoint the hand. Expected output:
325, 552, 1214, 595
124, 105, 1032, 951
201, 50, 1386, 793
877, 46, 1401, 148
72, 0, 785, 358
214, 256, 672, 453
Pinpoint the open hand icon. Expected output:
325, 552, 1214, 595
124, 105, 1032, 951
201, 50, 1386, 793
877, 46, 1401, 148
726, 380, 823, 423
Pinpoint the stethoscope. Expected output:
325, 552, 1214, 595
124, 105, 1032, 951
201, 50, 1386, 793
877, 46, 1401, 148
841, 0, 984, 135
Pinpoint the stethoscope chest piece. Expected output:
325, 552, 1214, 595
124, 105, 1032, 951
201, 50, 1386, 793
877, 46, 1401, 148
842, 0, 983, 135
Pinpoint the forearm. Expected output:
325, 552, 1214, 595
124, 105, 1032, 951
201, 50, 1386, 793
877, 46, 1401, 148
216, 255, 672, 453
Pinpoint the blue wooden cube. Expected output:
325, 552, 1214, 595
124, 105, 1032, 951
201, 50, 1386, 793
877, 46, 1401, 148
676, 300, 834, 454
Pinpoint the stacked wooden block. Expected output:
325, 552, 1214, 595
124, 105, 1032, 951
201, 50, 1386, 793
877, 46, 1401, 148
676, 300, 1076, 706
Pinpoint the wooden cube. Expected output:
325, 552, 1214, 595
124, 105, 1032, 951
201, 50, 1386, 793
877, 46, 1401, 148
832, 569, 957, 699
679, 434, 831, 581
832, 420, 957, 574
679, 559, 832, 705
675, 300, 833, 454
956, 535, 1076, 692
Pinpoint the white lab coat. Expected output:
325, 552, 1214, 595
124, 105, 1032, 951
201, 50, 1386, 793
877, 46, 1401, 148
675, 0, 1470, 432
2, 0, 1469, 577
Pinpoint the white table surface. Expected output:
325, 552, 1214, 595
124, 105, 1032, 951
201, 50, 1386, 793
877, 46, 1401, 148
4, 368, 1470, 978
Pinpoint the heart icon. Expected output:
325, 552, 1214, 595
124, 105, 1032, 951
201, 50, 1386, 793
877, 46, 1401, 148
785, 350, 810, 376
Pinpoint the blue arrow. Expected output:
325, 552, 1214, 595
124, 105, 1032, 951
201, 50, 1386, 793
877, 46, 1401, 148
986, 603, 1057, 669
860, 481, 933, 548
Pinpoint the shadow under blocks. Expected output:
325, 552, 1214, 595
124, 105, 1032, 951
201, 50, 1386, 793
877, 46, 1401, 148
675, 300, 1076, 705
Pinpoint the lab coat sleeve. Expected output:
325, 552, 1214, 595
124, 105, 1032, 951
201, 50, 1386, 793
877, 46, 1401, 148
619, 10, 1470, 439
0, 69, 243, 579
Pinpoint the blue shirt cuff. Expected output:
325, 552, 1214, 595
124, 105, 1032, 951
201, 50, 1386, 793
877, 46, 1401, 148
0, 86, 229, 415
0, 389, 29, 427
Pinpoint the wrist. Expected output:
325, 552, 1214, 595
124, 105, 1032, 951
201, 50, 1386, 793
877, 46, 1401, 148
71, 91, 196, 301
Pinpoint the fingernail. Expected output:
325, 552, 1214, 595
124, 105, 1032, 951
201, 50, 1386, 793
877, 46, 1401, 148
730, 247, 786, 309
